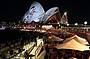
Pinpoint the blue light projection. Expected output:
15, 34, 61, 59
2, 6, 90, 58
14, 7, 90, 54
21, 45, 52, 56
23, 2, 45, 23
23, 2, 60, 23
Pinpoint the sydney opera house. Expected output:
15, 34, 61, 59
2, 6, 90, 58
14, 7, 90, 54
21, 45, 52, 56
0, 1, 90, 59
23, 2, 68, 24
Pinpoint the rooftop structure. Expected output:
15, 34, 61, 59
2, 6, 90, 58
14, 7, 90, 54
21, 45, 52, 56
23, 1, 64, 24
43, 7, 61, 23
60, 12, 68, 25
23, 2, 45, 23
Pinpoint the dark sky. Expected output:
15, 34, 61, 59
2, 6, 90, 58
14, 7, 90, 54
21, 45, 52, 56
0, 0, 89, 24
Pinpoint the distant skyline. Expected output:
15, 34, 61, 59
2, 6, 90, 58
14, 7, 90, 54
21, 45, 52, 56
0, 0, 89, 24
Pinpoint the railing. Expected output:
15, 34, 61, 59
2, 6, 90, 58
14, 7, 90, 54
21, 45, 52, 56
35, 42, 42, 59
28, 44, 35, 54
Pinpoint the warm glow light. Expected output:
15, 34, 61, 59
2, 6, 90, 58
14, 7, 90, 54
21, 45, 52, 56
64, 12, 67, 15
42, 25, 53, 29
57, 22, 60, 24
24, 27, 26, 29
75, 23, 78, 26
41, 30, 46, 32
65, 21, 68, 24
67, 23, 69, 26
84, 21, 87, 25
20, 27, 21, 28
24, 21, 26, 23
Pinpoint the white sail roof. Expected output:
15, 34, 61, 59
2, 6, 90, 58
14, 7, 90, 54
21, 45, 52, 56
60, 12, 68, 24
23, 2, 45, 23
43, 7, 59, 23
75, 35, 89, 45
56, 38, 90, 51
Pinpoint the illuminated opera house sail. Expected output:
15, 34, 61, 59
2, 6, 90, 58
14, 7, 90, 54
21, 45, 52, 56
60, 12, 68, 25
43, 7, 61, 24
23, 1, 68, 25
23, 2, 45, 23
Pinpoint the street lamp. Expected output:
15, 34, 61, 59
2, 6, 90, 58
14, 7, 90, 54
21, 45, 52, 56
84, 21, 87, 25
57, 22, 60, 24
59, 24, 60, 27
65, 21, 68, 24
84, 21, 88, 32
64, 12, 67, 15
74, 23, 78, 26
67, 23, 69, 26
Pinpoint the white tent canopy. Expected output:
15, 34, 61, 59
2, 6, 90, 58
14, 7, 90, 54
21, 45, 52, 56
75, 35, 89, 45
63, 35, 89, 45
23, 2, 45, 23
56, 37, 90, 51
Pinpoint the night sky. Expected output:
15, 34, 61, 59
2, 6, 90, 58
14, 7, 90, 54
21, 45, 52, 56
0, 0, 89, 24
